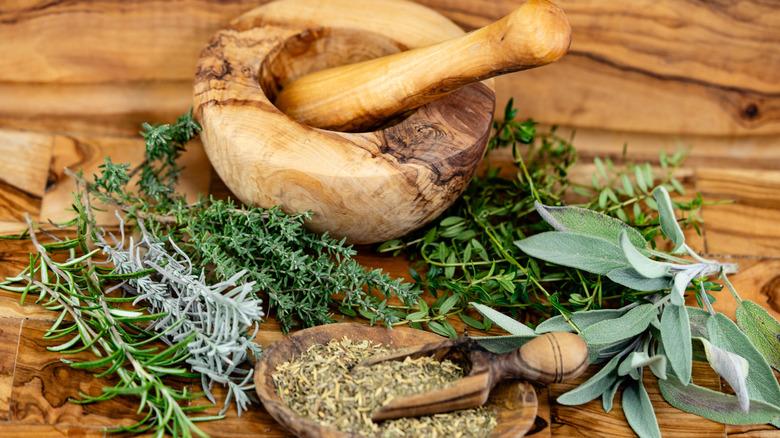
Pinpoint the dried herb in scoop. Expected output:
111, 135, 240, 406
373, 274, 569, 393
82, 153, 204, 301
272, 337, 497, 437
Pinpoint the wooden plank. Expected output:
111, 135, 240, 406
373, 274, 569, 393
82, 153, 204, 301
0, 81, 193, 137
39, 134, 211, 225
549, 361, 725, 437
697, 168, 780, 258
0, 317, 23, 421
0, 0, 258, 83
0, 1, 778, 137
420, 0, 780, 135
0, 424, 104, 437
0, 130, 53, 223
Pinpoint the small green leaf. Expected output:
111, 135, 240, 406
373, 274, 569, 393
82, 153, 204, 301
660, 304, 692, 384
515, 231, 629, 276
428, 320, 457, 338
622, 174, 635, 197
634, 166, 648, 193
535, 202, 646, 248
470, 302, 535, 336
438, 295, 459, 315
659, 374, 780, 425
736, 300, 780, 372
439, 216, 464, 227
623, 379, 661, 438
619, 230, 670, 279
558, 354, 621, 405
472, 334, 536, 354
444, 252, 457, 279
581, 304, 657, 346
459, 313, 484, 330
653, 186, 685, 253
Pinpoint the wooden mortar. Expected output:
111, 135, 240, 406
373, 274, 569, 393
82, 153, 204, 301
254, 323, 538, 438
193, 0, 568, 243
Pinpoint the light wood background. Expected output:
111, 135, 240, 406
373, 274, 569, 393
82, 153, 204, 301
0, 0, 778, 436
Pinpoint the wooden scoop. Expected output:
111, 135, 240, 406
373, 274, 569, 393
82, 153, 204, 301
275, 0, 571, 132
361, 332, 588, 421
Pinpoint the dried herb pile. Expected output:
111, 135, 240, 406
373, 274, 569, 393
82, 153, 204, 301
272, 338, 496, 437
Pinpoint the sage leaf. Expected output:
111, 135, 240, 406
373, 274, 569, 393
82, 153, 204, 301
535, 202, 646, 248
581, 304, 657, 346
653, 186, 685, 253
473, 334, 536, 354
670, 267, 699, 306
736, 300, 780, 371
697, 337, 750, 412
536, 306, 631, 334
619, 230, 670, 279
687, 306, 710, 338
602, 377, 623, 413
470, 302, 535, 336
618, 352, 668, 380
607, 267, 672, 292
659, 374, 780, 425
515, 231, 629, 275
706, 312, 780, 426
623, 379, 661, 438
660, 304, 692, 384
558, 353, 621, 405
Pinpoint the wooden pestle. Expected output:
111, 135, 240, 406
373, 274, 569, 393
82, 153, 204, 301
274, 0, 571, 132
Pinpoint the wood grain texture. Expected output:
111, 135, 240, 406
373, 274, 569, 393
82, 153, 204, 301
420, 0, 780, 136
1, 0, 777, 138
697, 168, 780, 258
194, 0, 495, 243
0, 317, 22, 421
0, 81, 193, 138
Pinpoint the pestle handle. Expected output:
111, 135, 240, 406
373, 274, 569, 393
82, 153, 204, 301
492, 332, 589, 385
274, 0, 571, 132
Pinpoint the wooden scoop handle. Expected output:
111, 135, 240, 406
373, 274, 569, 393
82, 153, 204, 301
275, 0, 571, 132
490, 332, 589, 385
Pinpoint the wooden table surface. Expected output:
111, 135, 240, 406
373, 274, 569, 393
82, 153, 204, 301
0, 1, 779, 437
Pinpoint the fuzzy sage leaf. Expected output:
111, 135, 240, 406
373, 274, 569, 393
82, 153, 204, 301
623, 378, 662, 438
697, 337, 750, 413
653, 186, 685, 253
470, 302, 535, 336
736, 300, 780, 372
534, 202, 646, 248
515, 231, 628, 275
660, 304, 692, 384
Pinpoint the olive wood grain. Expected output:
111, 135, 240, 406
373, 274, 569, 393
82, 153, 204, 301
254, 323, 538, 438
274, 0, 571, 132
193, 0, 495, 244
368, 332, 588, 421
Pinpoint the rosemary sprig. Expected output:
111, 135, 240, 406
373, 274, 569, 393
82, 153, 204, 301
6, 211, 214, 437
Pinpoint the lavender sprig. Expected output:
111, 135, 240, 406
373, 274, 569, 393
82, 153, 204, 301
97, 215, 264, 415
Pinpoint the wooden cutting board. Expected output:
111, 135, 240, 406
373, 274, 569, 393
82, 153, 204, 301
0, 1, 779, 437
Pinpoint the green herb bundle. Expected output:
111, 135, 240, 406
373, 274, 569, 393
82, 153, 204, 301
378, 100, 704, 336
470, 193, 780, 436
0, 112, 417, 436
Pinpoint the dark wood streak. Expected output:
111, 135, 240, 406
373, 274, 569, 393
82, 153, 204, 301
760, 274, 780, 314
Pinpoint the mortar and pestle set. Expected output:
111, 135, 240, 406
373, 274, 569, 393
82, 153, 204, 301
193, 0, 581, 436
